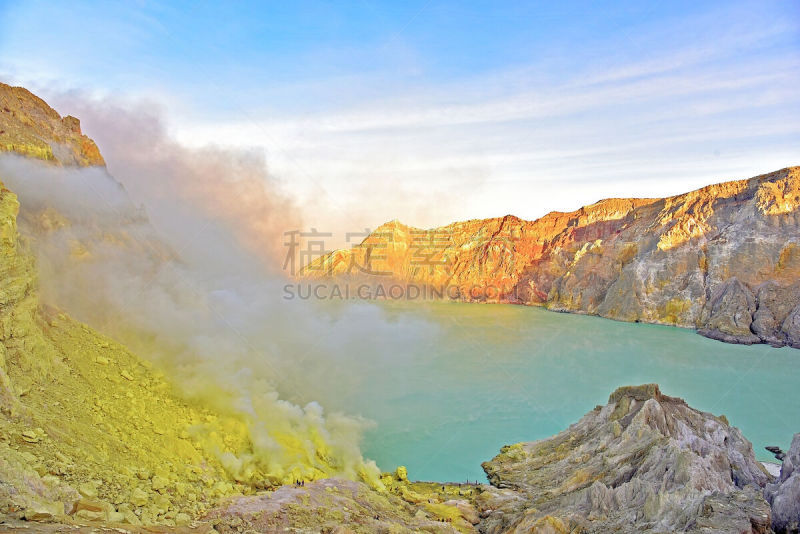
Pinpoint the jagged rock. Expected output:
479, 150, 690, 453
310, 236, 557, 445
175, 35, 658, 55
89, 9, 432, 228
396, 465, 408, 481
129, 487, 149, 507
782, 304, 800, 349
752, 282, 800, 346
0, 82, 105, 166
21, 501, 62, 522
753, 306, 781, 345
698, 277, 760, 344
306, 168, 800, 348
478, 384, 771, 533
77, 481, 98, 499
205, 478, 463, 533
765, 433, 800, 533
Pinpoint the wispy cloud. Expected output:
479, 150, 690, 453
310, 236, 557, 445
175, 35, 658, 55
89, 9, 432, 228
2, 0, 798, 238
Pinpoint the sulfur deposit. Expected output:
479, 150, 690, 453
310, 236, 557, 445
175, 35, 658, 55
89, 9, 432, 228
0, 174, 383, 526
305, 168, 800, 348
1, 82, 797, 533
1, 82, 104, 167
0, 82, 380, 528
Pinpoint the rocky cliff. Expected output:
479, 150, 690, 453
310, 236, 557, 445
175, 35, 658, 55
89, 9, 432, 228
304, 168, 800, 348
766, 433, 800, 533
0, 82, 104, 167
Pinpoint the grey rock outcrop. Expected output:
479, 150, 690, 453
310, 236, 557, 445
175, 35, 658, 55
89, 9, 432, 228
765, 433, 800, 533
698, 277, 760, 344
478, 384, 772, 533
748, 282, 800, 347
782, 305, 800, 349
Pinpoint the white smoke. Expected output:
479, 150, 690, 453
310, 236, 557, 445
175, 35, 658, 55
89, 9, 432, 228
0, 96, 441, 485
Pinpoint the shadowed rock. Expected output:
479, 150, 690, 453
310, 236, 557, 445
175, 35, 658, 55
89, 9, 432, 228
698, 277, 760, 344
478, 384, 772, 533
766, 446, 786, 462
765, 434, 800, 533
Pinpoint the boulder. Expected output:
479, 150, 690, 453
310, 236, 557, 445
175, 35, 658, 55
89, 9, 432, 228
751, 282, 800, 346
205, 478, 462, 533
479, 384, 771, 533
765, 433, 800, 533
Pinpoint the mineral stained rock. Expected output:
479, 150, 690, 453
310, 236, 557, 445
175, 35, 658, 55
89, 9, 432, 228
765, 433, 800, 533
0, 176, 275, 525
206, 478, 465, 534
0, 82, 105, 166
0, 83, 381, 528
305, 167, 800, 348
478, 384, 773, 533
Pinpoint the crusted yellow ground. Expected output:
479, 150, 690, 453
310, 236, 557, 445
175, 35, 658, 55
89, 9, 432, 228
0, 309, 255, 525
1, 180, 251, 525
0, 179, 369, 527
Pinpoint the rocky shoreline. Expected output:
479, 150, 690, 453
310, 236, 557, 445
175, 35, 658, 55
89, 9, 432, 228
2, 384, 797, 533
304, 168, 800, 350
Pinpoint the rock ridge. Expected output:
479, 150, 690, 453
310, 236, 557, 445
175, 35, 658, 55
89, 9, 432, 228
1, 82, 105, 167
304, 167, 800, 348
478, 383, 773, 533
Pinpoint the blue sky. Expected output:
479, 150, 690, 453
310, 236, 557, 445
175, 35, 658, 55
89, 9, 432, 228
1, 0, 799, 235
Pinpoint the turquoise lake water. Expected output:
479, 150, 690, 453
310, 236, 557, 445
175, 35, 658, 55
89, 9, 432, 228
329, 302, 799, 483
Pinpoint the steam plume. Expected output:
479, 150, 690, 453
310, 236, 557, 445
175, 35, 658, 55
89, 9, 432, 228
0, 97, 439, 486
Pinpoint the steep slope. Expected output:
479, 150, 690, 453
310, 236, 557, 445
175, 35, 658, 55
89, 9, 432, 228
0, 176, 382, 525
0, 82, 382, 527
303, 167, 800, 348
0, 82, 104, 166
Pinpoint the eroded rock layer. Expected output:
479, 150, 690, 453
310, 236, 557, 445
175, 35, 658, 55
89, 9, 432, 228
478, 384, 773, 534
305, 167, 800, 347
0, 82, 105, 167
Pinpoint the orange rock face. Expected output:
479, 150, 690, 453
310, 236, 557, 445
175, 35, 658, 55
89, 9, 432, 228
304, 167, 800, 347
0, 82, 105, 167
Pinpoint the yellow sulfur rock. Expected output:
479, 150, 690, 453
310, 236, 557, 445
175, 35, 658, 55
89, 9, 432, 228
130, 487, 149, 507
21, 430, 40, 443
75, 509, 106, 521
22, 501, 62, 521
395, 466, 408, 482
151, 475, 168, 492
77, 481, 98, 499
154, 494, 171, 513
73, 498, 105, 513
